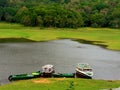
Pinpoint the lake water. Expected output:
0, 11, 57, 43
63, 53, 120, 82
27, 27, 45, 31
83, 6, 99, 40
0, 39, 120, 84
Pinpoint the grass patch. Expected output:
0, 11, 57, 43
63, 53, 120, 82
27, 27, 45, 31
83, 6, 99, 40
0, 23, 120, 50
0, 78, 120, 90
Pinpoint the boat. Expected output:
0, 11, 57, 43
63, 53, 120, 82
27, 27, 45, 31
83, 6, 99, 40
53, 73, 75, 78
8, 71, 41, 81
75, 63, 93, 79
41, 64, 55, 77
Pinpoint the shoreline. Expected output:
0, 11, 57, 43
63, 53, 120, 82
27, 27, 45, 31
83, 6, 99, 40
0, 37, 120, 51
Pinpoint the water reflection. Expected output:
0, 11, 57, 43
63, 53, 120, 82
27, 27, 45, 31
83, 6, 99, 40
0, 39, 120, 84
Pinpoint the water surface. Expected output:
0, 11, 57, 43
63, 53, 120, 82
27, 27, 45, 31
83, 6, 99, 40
0, 39, 120, 84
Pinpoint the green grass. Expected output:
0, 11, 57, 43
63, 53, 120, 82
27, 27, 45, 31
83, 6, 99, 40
0, 23, 120, 50
0, 78, 120, 90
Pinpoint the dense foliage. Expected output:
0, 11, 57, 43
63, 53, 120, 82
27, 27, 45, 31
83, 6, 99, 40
0, 0, 120, 28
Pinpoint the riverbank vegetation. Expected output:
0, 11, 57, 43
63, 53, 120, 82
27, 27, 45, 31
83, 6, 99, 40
0, 78, 120, 90
1, 0, 120, 28
0, 23, 120, 50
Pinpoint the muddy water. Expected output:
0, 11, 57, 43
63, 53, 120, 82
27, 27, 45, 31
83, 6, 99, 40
0, 39, 120, 84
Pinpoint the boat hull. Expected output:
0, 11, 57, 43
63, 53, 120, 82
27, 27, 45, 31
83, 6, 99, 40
76, 72, 92, 79
75, 63, 93, 79
8, 71, 41, 81
53, 73, 75, 78
75, 69, 93, 79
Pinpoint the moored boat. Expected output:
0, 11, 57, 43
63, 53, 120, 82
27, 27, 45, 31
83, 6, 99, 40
8, 71, 41, 81
75, 63, 93, 79
8, 63, 93, 81
41, 64, 55, 77
53, 73, 75, 78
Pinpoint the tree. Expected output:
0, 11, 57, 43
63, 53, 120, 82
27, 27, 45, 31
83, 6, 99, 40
29, 10, 37, 26
2, 7, 18, 22
22, 15, 31, 26
37, 16, 43, 27
0, 0, 8, 7
109, 8, 120, 28
0, 7, 3, 21
93, 1, 108, 11
15, 6, 29, 23
90, 12, 107, 27
1, 0, 120, 28
4, 13, 13, 22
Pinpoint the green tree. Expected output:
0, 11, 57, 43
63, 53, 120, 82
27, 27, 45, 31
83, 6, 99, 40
0, 0, 8, 7
15, 6, 29, 23
0, 7, 3, 21
109, 8, 120, 28
3, 7, 18, 22
4, 13, 13, 22
90, 12, 107, 27
22, 15, 31, 26
37, 16, 43, 27
29, 10, 37, 26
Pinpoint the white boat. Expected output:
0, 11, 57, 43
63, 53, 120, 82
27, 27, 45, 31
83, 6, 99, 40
75, 63, 93, 79
42, 64, 55, 77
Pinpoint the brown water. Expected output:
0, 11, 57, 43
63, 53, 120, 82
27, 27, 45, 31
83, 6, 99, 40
0, 39, 120, 84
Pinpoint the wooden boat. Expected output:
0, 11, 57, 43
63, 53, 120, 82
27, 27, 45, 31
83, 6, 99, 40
53, 73, 75, 78
8, 71, 41, 81
75, 63, 93, 79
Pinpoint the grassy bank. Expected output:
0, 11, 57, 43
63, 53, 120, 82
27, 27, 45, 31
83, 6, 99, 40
0, 23, 120, 50
0, 78, 120, 90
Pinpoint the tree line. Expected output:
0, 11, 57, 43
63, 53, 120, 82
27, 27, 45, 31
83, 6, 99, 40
0, 0, 120, 28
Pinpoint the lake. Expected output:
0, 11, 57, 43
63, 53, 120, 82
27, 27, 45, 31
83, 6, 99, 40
0, 39, 120, 84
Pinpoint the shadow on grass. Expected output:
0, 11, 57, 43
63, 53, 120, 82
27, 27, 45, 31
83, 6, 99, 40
0, 38, 36, 43
72, 38, 108, 49
0, 38, 108, 49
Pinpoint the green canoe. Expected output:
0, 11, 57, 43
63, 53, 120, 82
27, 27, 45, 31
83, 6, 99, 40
53, 73, 75, 78
8, 71, 41, 81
